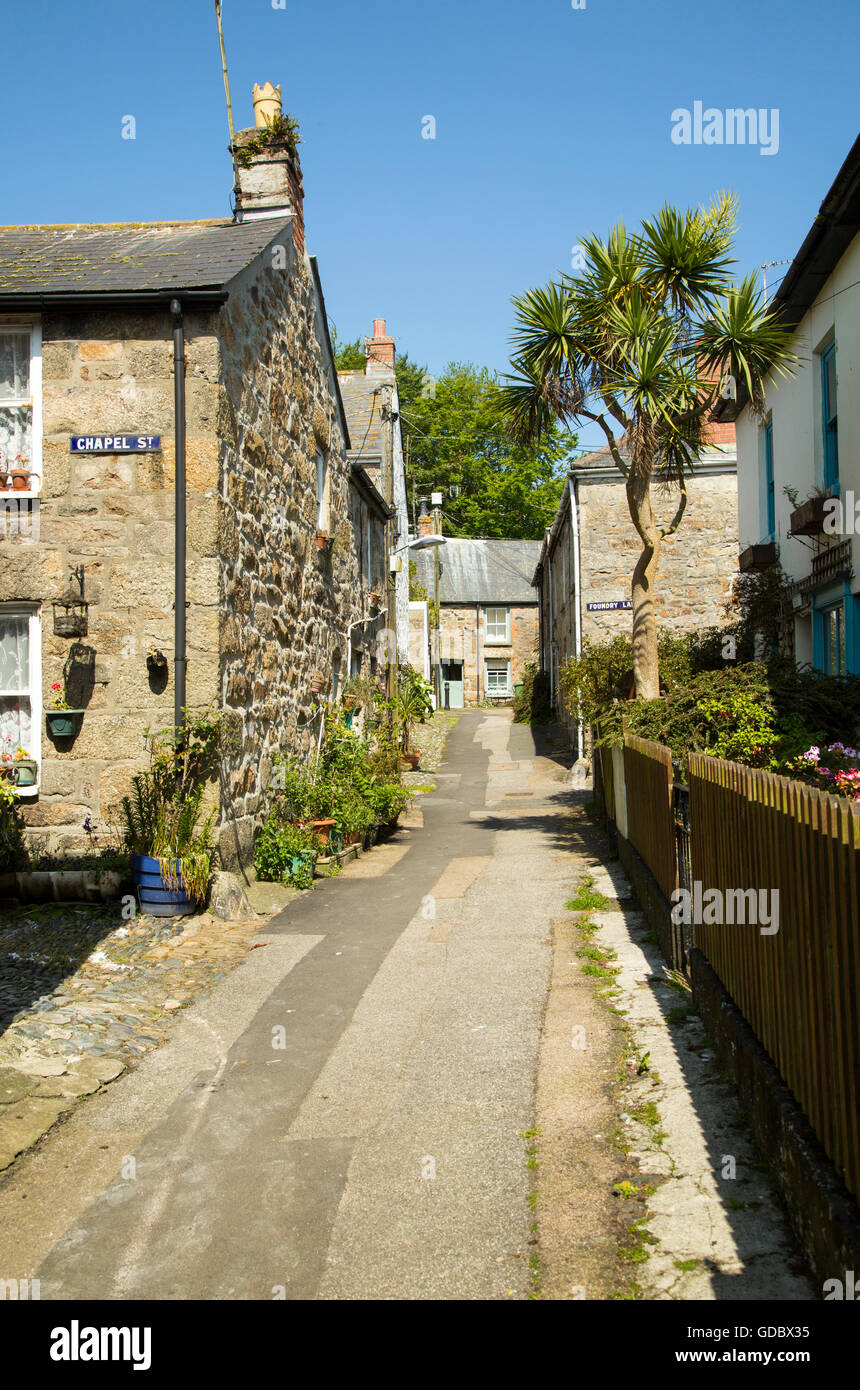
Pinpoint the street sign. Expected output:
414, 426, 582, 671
70, 435, 161, 453
586, 600, 633, 611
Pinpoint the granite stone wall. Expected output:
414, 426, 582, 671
0, 308, 221, 858
538, 464, 738, 745
215, 241, 362, 869
1, 237, 367, 872
578, 469, 738, 644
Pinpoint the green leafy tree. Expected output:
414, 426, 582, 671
330, 326, 366, 371
331, 324, 574, 538
499, 194, 797, 698
400, 361, 572, 539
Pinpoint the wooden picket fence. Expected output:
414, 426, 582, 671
688, 753, 860, 1201
622, 733, 677, 902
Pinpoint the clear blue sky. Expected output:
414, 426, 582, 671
4, 1, 858, 450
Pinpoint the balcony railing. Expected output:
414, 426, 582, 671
811, 539, 852, 586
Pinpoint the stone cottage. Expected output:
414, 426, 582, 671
0, 88, 380, 872
532, 425, 738, 750
411, 533, 541, 706
338, 319, 411, 670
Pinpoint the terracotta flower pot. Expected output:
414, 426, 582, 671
310, 673, 327, 696
310, 818, 336, 850
316, 531, 331, 551
11, 471, 32, 491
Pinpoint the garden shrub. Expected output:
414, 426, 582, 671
513, 663, 552, 723
0, 779, 25, 873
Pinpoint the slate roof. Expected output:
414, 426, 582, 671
0, 218, 294, 299
412, 538, 541, 605
337, 370, 389, 460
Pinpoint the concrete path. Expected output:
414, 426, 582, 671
1, 710, 577, 1301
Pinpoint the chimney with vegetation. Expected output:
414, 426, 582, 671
232, 82, 305, 252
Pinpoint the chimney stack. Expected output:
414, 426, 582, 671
365, 318, 396, 373
417, 497, 433, 538
232, 83, 305, 253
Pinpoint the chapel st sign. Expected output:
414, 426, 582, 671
69, 435, 161, 453
586, 600, 633, 612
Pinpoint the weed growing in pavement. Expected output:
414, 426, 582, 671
618, 1217, 659, 1265
565, 871, 611, 913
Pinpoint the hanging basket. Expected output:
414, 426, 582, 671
53, 611, 88, 639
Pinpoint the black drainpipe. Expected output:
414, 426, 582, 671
171, 298, 187, 731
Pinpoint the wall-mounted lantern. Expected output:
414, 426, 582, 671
52, 566, 89, 639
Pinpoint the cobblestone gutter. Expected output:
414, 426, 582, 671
0, 903, 259, 1173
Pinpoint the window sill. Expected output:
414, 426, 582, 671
483, 639, 511, 647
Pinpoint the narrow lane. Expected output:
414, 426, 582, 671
33, 710, 574, 1299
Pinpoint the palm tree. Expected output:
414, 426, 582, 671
500, 194, 796, 700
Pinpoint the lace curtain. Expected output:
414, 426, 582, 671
0, 333, 32, 470
0, 616, 32, 759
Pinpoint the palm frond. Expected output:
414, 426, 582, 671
694, 273, 798, 412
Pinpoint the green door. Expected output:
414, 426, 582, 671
441, 661, 465, 708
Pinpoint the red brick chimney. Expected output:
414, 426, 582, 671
699, 359, 737, 448
365, 318, 396, 373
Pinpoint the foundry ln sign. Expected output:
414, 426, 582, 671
586, 600, 633, 611
69, 435, 161, 453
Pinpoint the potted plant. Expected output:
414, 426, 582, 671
45, 681, 85, 738
310, 671, 328, 697
316, 530, 333, 552
332, 781, 375, 846
393, 667, 433, 768
146, 644, 168, 672
12, 747, 38, 788
786, 486, 830, 537
118, 709, 220, 917
0, 735, 14, 781
341, 676, 364, 712
254, 820, 318, 889
9, 455, 36, 491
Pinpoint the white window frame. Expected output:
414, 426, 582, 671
484, 657, 511, 697
0, 603, 42, 798
484, 605, 511, 645
0, 322, 42, 498
316, 451, 329, 532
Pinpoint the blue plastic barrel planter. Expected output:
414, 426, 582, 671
131, 853, 195, 917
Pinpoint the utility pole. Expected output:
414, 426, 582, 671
431, 491, 443, 708
380, 383, 396, 706
213, 1, 242, 214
